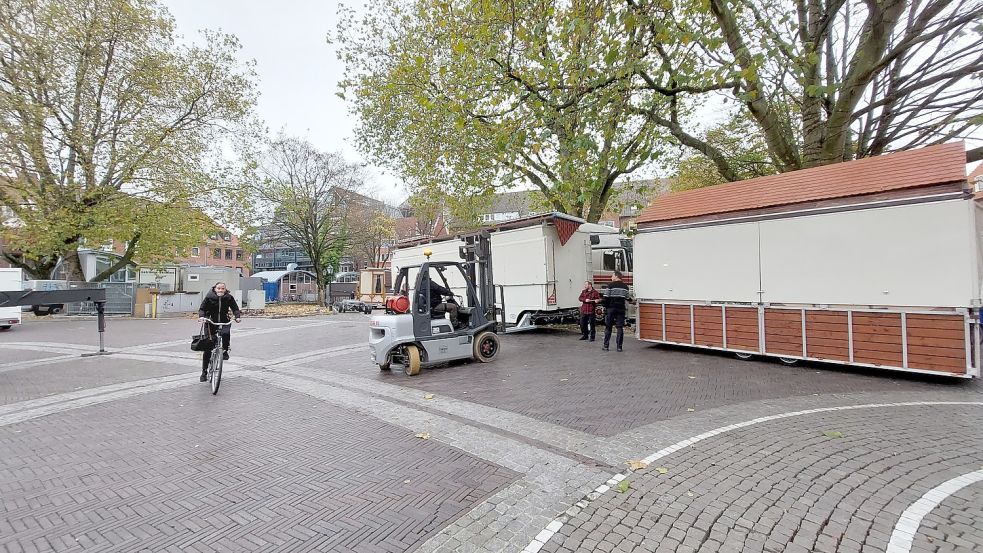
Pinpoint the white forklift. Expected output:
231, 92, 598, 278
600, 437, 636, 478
368, 233, 500, 375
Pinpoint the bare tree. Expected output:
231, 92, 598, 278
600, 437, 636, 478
256, 138, 363, 306
629, 0, 983, 173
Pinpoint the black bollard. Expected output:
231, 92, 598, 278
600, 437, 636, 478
81, 300, 112, 357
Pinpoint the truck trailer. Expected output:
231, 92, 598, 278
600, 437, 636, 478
390, 212, 633, 331
633, 142, 980, 378
0, 268, 24, 330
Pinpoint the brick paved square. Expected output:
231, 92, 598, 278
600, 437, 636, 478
371, 329, 979, 435
0, 379, 517, 552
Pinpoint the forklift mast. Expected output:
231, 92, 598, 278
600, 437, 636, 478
459, 231, 495, 324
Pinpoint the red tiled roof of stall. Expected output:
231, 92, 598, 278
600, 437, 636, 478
638, 142, 967, 224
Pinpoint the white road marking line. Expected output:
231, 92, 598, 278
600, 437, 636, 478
885, 469, 983, 553
522, 401, 983, 553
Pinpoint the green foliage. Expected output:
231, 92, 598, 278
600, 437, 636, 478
0, 0, 258, 280
337, 0, 673, 223
672, 113, 777, 191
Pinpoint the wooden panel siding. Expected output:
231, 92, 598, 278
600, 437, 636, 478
805, 311, 850, 362
764, 309, 803, 356
851, 312, 903, 366
638, 303, 663, 341
724, 307, 759, 352
906, 313, 966, 374
664, 305, 692, 343
693, 306, 724, 347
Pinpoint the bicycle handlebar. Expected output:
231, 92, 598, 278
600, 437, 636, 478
202, 319, 234, 326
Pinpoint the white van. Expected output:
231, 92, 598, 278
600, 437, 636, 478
0, 267, 24, 330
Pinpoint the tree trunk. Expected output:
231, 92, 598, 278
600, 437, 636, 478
61, 249, 87, 282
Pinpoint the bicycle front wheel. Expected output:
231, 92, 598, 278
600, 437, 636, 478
211, 353, 223, 395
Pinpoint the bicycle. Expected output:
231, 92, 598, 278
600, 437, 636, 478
203, 319, 233, 395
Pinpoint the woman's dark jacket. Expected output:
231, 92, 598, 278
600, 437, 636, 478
198, 288, 242, 324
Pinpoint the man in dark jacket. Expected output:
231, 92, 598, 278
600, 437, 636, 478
601, 271, 632, 352
578, 281, 600, 341
197, 282, 242, 381
428, 278, 458, 326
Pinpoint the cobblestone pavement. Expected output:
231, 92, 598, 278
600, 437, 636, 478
538, 404, 983, 553
1, 315, 981, 552
911, 482, 983, 552
376, 329, 975, 436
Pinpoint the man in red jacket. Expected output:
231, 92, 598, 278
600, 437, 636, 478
578, 281, 601, 341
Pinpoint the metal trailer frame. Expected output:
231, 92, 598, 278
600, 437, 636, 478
0, 288, 111, 355
636, 300, 980, 378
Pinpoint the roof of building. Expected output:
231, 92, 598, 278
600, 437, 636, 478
486, 190, 541, 215
637, 142, 968, 225
251, 269, 315, 282
970, 163, 983, 182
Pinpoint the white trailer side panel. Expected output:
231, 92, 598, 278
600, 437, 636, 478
759, 200, 975, 307
490, 226, 549, 323
390, 240, 469, 297
633, 222, 761, 303
548, 228, 591, 309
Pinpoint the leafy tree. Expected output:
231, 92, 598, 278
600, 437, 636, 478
672, 114, 778, 190
337, 0, 672, 223
0, 0, 257, 280
255, 137, 363, 306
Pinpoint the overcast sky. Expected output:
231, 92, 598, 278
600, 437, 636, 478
163, 0, 980, 197
162, 0, 408, 204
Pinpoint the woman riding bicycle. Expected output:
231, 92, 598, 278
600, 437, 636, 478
197, 282, 242, 382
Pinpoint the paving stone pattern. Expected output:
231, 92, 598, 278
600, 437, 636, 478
0, 357, 193, 406
542, 404, 983, 553
0, 379, 517, 553
910, 482, 983, 553
377, 330, 974, 436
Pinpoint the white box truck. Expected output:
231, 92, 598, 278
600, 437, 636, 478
633, 142, 980, 377
0, 267, 24, 330
390, 213, 633, 331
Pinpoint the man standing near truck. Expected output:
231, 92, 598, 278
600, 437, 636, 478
579, 281, 600, 341
602, 271, 632, 352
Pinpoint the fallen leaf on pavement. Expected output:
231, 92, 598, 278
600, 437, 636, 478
686, 492, 694, 497
626, 460, 649, 470
688, 376, 696, 379
823, 431, 844, 438
655, 467, 669, 474
686, 408, 695, 412
423, 393, 434, 400
415, 432, 431, 439
617, 480, 631, 493
560, 378, 568, 382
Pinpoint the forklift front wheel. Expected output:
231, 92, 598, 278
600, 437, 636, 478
473, 331, 500, 363
379, 358, 391, 371
404, 344, 421, 376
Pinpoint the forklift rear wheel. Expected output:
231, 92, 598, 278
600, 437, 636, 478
473, 331, 500, 363
404, 345, 421, 376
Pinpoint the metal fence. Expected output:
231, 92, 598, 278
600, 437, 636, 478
66, 282, 135, 315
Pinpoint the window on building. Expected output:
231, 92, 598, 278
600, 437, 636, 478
224, 249, 232, 260
213, 248, 221, 259
235, 249, 243, 261
482, 212, 521, 223
191, 247, 200, 257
